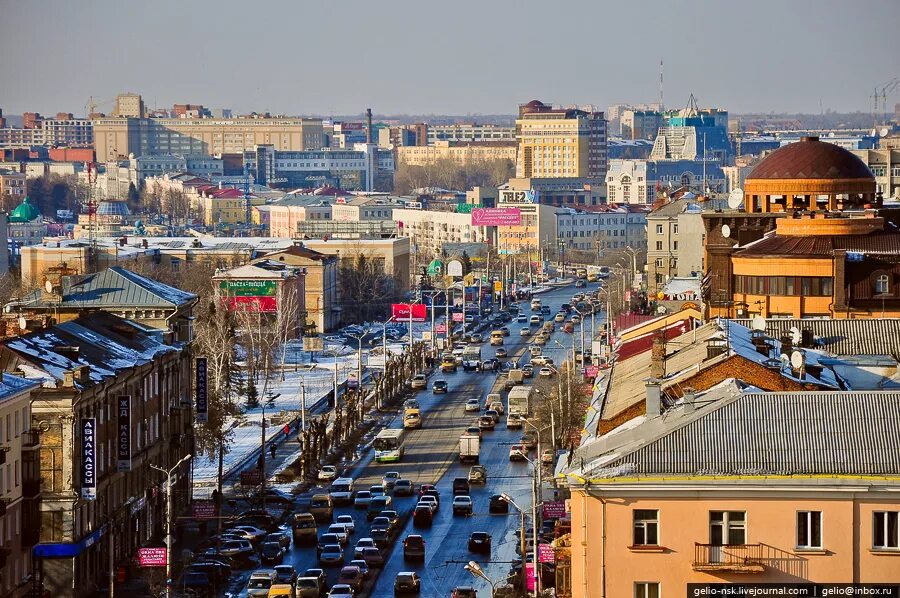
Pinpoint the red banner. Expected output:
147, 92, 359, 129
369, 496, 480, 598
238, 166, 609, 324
392, 303, 427, 322
539, 543, 555, 563
452, 312, 464, 322
138, 547, 167, 567
226, 296, 277, 312
435, 323, 447, 334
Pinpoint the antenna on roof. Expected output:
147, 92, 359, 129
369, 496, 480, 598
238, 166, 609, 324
659, 59, 664, 112
727, 188, 743, 210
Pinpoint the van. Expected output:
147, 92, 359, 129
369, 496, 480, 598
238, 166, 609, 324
247, 569, 278, 597
309, 494, 333, 523
329, 478, 354, 506
484, 392, 502, 410
490, 331, 504, 346
452, 478, 471, 496
268, 584, 296, 598
530, 299, 541, 311
291, 512, 318, 543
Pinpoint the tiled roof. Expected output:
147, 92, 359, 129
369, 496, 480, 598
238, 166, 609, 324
21, 267, 196, 309
731, 318, 900, 357
736, 230, 900, 257
747, 136, 874, 180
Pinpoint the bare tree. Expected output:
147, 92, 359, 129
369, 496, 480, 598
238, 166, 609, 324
337, 244, 404, 324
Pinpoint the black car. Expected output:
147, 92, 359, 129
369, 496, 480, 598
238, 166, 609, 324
274, 564, 297, 586
371, 526, 392, 548
433, 380, 449, 394
575, 279, 586, 288
489, 494, 510, 514
185, 561, 231, 586
395, 571, 422, 595
179, 572, 211, 597
413, 505, 433, 527
403, 535, 426, 561
393, 479, 414, 496
260, 541, 286, 565
468, 531, 492, 553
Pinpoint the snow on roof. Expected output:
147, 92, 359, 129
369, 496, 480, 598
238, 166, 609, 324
0, 373, 39, 403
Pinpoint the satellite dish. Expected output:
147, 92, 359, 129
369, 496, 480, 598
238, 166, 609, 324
727, 188, 744, 209
780, 353, 789, 364
789, 326, 801, 344
18, 316, 26, 330
751, 315, 766, 331
721, 224, 731, 238
881, 127, 889, 137
790, 350, 805, 370
45, 280, 54, 293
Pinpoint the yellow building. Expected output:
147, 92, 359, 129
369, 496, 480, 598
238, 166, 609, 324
515, 100, 608, 180
200, 194, 248, 226
396, 140, 516, 166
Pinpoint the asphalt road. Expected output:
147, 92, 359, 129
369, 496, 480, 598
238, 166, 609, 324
229, 281, 603, 597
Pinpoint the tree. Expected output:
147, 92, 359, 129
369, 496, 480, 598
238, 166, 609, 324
393, 157, 514, 195
140, 182, 163, 215
338, 247, 404, 324
25, 173, 80, 217
126, 182, 141, 213
460, 251, 473, 275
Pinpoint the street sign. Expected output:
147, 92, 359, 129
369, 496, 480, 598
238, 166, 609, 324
452, 312, 464, 322
539, 543, 555, 563
543, 500, 566, 519
138, 547, 167, 567
436, 323, 447, 334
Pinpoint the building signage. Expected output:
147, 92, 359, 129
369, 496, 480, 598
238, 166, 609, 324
192, 500, 216, 520
117, 396, 131, 472
662, 291, 697, 301
81, 418, 97, 500
195, 357, 208, 423
138, 547, 167, 567
219, 279, 278, 312
584, 365, 599, 378
525, 563, 537, 591
542, 500, 566, 519
452, 312, 464, 322
435, 323, 447, 334
538, 543, 555, 563
471, 207, 523, 226
498, 189, 535, 204
391, 303, 427, 322
240, 469, 263, 486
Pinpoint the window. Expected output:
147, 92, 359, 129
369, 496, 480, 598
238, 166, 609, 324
655, 224, 663, 234
873, 511, 899, 549
875, 274, 890, 295
673, 224, 678, 234
635, 582, 660, 598
710, 511, 746, 545
673, 241, 678, 251
797, 511, 822, 549
633, 510, 659, 545
655, 241, 663, 251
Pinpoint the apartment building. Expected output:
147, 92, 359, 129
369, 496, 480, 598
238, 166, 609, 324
268, 195, 334, 238
621, 109, 663, 140
245, 144, 394, 191
0, 117, 92, 149
852, 148, 900, 199
426, 123, 515, 144
2, 313, 193, 598
606, 159, 727, 205
396, 141, 516, 166
331, 196, 399, 222
645, 195, 714, 293
0, 375, 41, 598
393, 207, 492, 257
0, 170, 25, 199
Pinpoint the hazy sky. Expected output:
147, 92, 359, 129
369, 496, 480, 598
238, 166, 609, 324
1, 0, 898, 117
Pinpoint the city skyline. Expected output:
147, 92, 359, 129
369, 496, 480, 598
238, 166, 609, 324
1, 0, 898, 117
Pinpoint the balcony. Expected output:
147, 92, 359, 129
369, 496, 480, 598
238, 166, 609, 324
21, 430, 41, 450
693, 543, 766, 573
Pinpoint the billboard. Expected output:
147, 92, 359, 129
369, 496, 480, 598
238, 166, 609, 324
195, 357, 208, 423
117, 396, 131, 472
138, 547, 167, 567
539, 543, 555, 563
81, 418, 97, 500
498, 189, 535, 204
219, 279, 278, 313
543, 500, 566, 519
192, 500, 216, 520
471, 207, 522, 226
391, 303, 427, 322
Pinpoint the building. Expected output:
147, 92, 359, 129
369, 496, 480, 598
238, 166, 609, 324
130, 154, 224, 182
396, 141, 517, 166
606, 159, 727, 205
245, 144, 394, 192
2, 312, 193, 598
8, 266, 197, 342
852, 148, 900, 199
425, 123, 515, 144
197, 187, 248, 227
584, 204, 649, 253
18, 239, 157, 285
607, 138, 655, 160
708, 136, 900, 319
331, 196, 400, 223
502, 177, 605, 208
268, 195, 334, 238
0, 374, 41, 598
0, 117, 93, 149
393, 207, 492, 258
112, 93, 145, 117
7, 197, 47, 250
213, 261, 307, 335
92, 115, 324, 161
650, 102, 732, 164
495, 189, 563, 256
0, 169, 26, 199
620, 109, 663, 140
515, 100, 608, 182
299, 237, 410, 287
255, 244, 340, 333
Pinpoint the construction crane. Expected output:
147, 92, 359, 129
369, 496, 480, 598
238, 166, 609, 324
85, 96, 115, 117
871, 78, 899, 128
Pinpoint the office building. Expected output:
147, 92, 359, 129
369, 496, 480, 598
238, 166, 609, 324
650, 101, 732, 164
268, 195, 335, 238
852, 148, 900, 198
393, 207, 492, 258
396, 141, 516, 166
426, 123, 515, 144
621, 109, 663, 140
245, 144, 394, 192
646, 194, 718, 293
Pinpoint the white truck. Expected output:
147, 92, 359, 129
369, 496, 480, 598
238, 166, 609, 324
459, 433, 480, 464
506, 385, 532, 429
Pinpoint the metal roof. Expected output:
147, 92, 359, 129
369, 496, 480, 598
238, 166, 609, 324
731, 318, 900, 357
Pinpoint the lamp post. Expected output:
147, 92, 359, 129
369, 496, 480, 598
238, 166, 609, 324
502, 483, 540, 597
150, 453, 193, 598
501, 493, 529, 596
464, 561, 502, 598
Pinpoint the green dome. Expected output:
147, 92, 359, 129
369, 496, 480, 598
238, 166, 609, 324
9, 197, 40, 223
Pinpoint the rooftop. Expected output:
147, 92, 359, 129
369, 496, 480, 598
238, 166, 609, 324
747, 136, 874, 180
735, 228, 900, 258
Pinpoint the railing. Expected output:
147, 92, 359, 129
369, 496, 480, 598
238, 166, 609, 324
693, 543, 765, 573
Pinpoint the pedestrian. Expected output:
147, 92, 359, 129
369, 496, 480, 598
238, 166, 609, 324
282, 423, 290, 436
270, 443, 276, 460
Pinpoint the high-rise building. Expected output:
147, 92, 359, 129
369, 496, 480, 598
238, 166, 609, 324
621, 109, 664, 140
515, 100, 608, 181
112, 92, 145, 118
650, 99, 732, 164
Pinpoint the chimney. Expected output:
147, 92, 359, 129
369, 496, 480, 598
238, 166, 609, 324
366, 108, 373, 144
63, 370, 76, 388
650, 333, 666, 378
683, 387, 696, 413
780, 332, 793, 356
645, 381, 662, 417
801, 328, 815, 348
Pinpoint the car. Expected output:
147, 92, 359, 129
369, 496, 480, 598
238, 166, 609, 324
257, 488, 294, 506
371, 526, 392, 548
418, 483, 437, 497
413, 504, 433, 527
418, 496, 439, 513
380, 510, 401, 531
394, 571, 422, 595
540, 367, 553, 377
452, 495, 473, 515
371, 515, 392, 532
534, 334, 548, 345
367, 496, 392, 520
370, 484, 386, 497
485, 409, 501, 423
296, 576, 323, 598
318, 544, 344, 566
441, 359, 458, 373
452, 587, 478, 598
517, 314, 528, 323
327, 584, 355, 597
433, 380, 449, 393
522, 364, 534, 378
353, 538, 376, 559
509, 444, 528, 461
337, 565, 365, 592
216, 539, 254, 559
291, 512, 319, 544
542, 448, 555, 464
393, 479, 414, 496
519, 327, 531, 337
452, 477, 470, 496
382, 471, 401, 491
349, 559, 370, 579
327, 524, 350, 545
318, 533, 342, 555
530, 355, 551, 366
468, 531, 492, 553
265, 531, 291, 549
422, 488, 441, 506
410, 374, 428, 390
481, 358, 500, 371
572, 314, 582, 324
403, 534, 426, 560
489, 400, 505, 415
478, 415, 495, 430
335, 514, 355, 535
468, 465, 487, 484
302, 569, 327, 595
185, 561, 231, 586
179, 571, 212, 596
464, 425, 483, 439
273, 564, 297, 586
554, 312, 566, 322
228, 525, 267, 544
495, 347, 508, 358
361, 546, 385, 567
318, 465, 338, 481
247, 570, 279, 597
464, 398, 481, 412
529, 344, 542, 355
353, 491, 372, 509
521, 431, 538, 449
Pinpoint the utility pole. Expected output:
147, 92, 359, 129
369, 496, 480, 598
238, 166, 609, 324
150, 454, 192, 598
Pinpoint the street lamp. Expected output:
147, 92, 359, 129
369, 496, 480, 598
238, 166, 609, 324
149, 453, 193, 598
464, 561, 503, 598
503, 444, 541, 597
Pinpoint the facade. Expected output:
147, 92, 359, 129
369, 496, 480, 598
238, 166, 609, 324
245, 144, 394, 192
584, 204, 649, 252
131, 154, 223, 182
213, 261, 307, 336
393, 207, 492, 257
300, 237, 411, 288
0, 118, 92, 149
503, 177, 605, 208
606, 159, 727, 205
0, 374, 41, 598
396, 141, 517, 166
515, 100, 608, 181
7, 197, 47, 249
267, 195, 334, 238
1, 313, 193, 598
620, 109, 663, 140
331, 196, 400, 223
650, 105, 732, 164
425, 123, 515, 144
495, 192, 562, 256
19, 240, 155, 285
92, 116, 325, 161
112, 93, 145, 118
197, 188, 247, 227
852, 148, 900, 199
256, 245, 340, 333
0, 169, 26, 199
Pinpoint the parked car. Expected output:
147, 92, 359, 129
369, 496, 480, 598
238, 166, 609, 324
228, 525, 268, 544
410, 374, 428, 390
260, 540, 287, 565
468, 531, 492, 553
452, 495, 473, 516
509, 444, 528, 461
318, 465, 337, 481
403, 535, 426, 561
393, 479, 414, 496
394, 571, 422, 595
265, 531, 291, 549
247, 569, 279, 597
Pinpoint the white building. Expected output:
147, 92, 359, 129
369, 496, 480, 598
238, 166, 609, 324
426, 123, 516, 144
606, 159, 727, 205
393, 207, 492, 258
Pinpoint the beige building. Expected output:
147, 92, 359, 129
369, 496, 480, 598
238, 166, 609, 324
19, 240, 155, 285
92, 116, 324, 161
0, 169, 26, 200
300, 237, 411, 287
0, 375, 41, 598
200, 195, 247, 226
397, 141, 516, 166
496, 192, 562, 256
852, 148, 900, 199
393, 207, 492, 257
621, 109, 663, 140
268, 195, 334, 238
331, 196, 398, 222
111, 93, 145, 117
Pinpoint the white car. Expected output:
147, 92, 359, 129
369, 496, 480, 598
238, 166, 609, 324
335, 514, 355, 534
354, 537, 376, 559
227, 525, 267, 543
318, 465, 337, 481
520, 327, 530, 337
465, 399, 481, 412
327, 523, 350, 545
418, 496, 438, 513
539, 367, 553, 377
410, 374, 428, 390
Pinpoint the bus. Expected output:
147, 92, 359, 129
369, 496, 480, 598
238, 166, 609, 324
374, 428, 406, 463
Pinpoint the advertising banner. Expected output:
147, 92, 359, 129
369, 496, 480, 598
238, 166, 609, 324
391, 303, 427, 322
446, 260, 463, 277
192, 501, 216, 520
452, 312, 464, 322
81, 418, 97, 500
543, 500, 567, 519
539, 543, 555, 563
138, 547, 167, 567
219, 279, 278, 313
195, 357, 208, 423
240, 469, 263, 486
525, 563, 537, 591
435, 323, 447, 334
303, 336, 324, 352
584, 365, 600, 378
471, 207, 522, 226
117, 396, 131, 472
